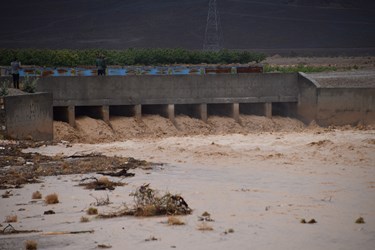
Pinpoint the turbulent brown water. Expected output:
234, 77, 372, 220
54, 115, 307, 143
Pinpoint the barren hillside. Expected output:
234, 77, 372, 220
1, 0, 374, 55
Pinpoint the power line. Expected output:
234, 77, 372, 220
203, 0, 223, 51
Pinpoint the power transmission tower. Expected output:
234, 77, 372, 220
203, 0, 223, 51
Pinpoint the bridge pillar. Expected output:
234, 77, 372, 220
199, 104, 207, 122
168, 104, 175, 124
101, 105, 109, 124
134, 104, 142, 120
68, 105, 75, 127
265, 102, 272, 118
232, 103, 240, 122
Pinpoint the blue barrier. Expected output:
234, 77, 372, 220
7, 66, 206, 77
1, 65, 262, 77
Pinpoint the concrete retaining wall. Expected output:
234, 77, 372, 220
316, 88, 375, 126
36, 73, 299, 106
4, 93, 53, 140
297, 73, 318, 124
297, 73, 375, 126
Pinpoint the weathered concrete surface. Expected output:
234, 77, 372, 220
297, 73, 318, 124
4, 93, 53, 140
28, 72, 375, 127
305, 70, 375, 88
316, 88, 375, 126
298, 73, 375, 126
36, 73, 299, 106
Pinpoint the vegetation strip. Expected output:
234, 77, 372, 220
0, 48, 266, 66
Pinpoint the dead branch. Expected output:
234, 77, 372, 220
90, 194, 111, 206
1, 224, 41, 234
97, 169, 135, 177
80, 176, 98, 183
42, 230, 94, 235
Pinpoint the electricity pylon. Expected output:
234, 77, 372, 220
203, 0, 223, 51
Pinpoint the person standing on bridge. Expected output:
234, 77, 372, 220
11, 58, 21, 89
96, 54, 107, 76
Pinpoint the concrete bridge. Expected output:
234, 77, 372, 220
36, 73, 300, 127
2, 72, 374, 140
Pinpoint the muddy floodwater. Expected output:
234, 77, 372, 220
1, 126, 374, 250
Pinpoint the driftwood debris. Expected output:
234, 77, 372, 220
98, 244, 112, 248
44, 210, 55, 215
1, 190, 13, 198
42, 230, 94, 235
1, 224, 41, 234
0, 224, 94, 236
122, 157, 151, 170
97, 168, 135, 177
69, 152, 103, 158
79, 176, 125, 190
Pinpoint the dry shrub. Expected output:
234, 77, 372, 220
201, 211, 210, 217
145, 236, 158, 242
98, 184, 191, 218
167, 216, 185, 226
5, 215, 17, 223
308, 219, 317, 224
25, 240, 37, 250
44, 193, 59, 204
130, 185, 191, 216
197, 222, 213, 231
199, 211, 214, 222
80, 216, 90, 223
138, 204, 157, 217
90, 194, 111, 206
32, 191, 42, 199
87, 207, 98, 215
300, 218, 317, 224
98, 176, 110, 185
355, 217, 365, 224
